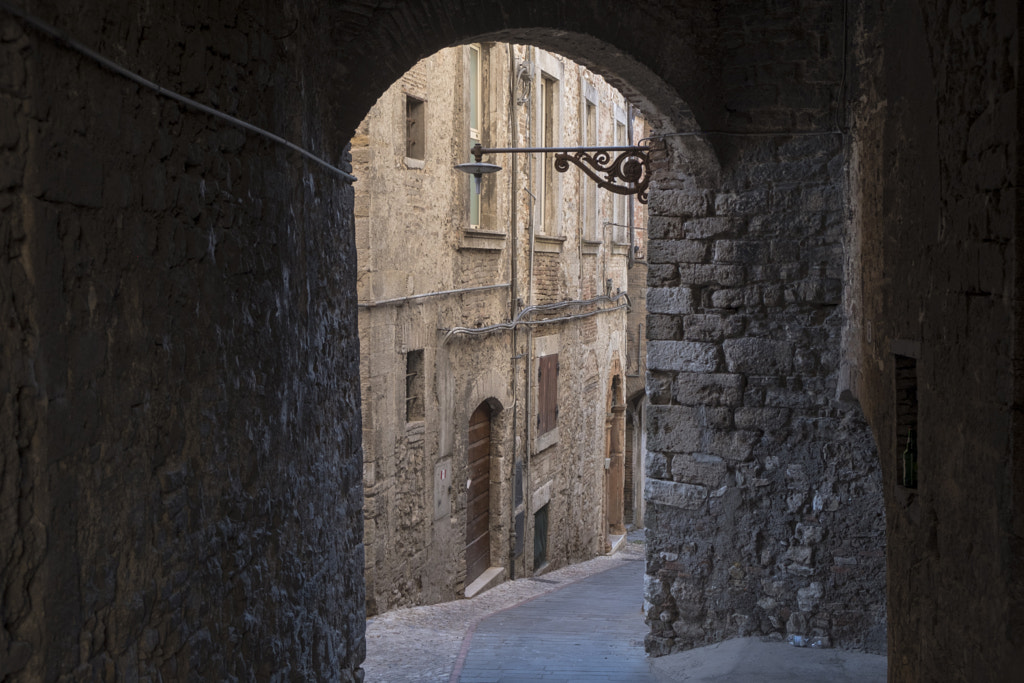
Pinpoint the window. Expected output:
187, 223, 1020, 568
533, 503, 549, 570
539, 74, 559, 235
406, 349, 424, 422
468, 44, 482, 228
405, 95, 425, 161
583, 96, 598, 241
537, 353, 559, 435
895, 354, 918, 488
613, 114, 628, 243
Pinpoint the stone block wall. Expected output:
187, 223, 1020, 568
2, 0, 1019, 678
1, 3, 365, 679
642, 130, 886, 655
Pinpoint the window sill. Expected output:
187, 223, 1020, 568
459, 229, 507, 251
535, 426, 559, 453
611, 242, 631, 256
581, 239, 601, 256
534, 235, 566, 254
404, 157, 425, 169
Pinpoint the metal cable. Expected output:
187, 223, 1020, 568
443, 300, 629, 345
0, 1, 357, 183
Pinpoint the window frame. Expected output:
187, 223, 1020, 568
612, 106, 629, 244
468, 44, 483, 228
405, 94, 426, 163
582, 83, 600, 244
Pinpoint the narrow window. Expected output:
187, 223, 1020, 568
537, 353, 559, 435
533, 503, 549, 570
583, 98, 598, 241
895, 354, 918, 488
613, 118, 628, 242
405, 95, 425, 161
539, 74, 559, 235
406, 349, 424, 422
468, 45, 482, 228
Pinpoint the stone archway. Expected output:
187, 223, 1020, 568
0, 1, 943, 679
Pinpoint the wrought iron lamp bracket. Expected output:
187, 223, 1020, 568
468, 142, 654, 204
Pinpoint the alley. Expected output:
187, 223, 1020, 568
362, 539, 650, 682
453, 556, 655, 682
362, 536, 887, 682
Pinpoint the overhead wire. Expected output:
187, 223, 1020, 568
0, 0, 357, 183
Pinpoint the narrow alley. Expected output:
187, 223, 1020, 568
362, 534, 886, 682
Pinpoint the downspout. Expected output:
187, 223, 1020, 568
508, 43, 519, 580
527, 46, 537, 308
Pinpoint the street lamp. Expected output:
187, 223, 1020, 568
452, 159, 502, 195
454, 141, 655, 204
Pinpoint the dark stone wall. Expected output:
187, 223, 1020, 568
642, 136, 885, 655
640, 0, 886, 655
848, 0, 1022, 679
1, 2, 364, 679
0, 0, 1019, 679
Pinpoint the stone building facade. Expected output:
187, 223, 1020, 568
353, 44, 649, 614
1, 1, 1020, 681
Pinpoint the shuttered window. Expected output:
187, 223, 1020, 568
537, 353, 559, 435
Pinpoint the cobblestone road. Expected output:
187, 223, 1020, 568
362, 536, 648, 683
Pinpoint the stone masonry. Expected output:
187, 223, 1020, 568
1, 0, 1020, 681
641, 130, 886, 654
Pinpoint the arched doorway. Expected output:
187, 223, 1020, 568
466, 401, 493, 586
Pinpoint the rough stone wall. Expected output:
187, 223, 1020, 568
4, 0, 1019, 678
1, 2, 364, 679
642, 134, 886, 654
641, 0, 887, 656
847, 0, 1022, 679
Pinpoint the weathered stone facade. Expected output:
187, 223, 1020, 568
1, 0, 1020, 680
641, 139, 888, 653
353, 45, 649, 615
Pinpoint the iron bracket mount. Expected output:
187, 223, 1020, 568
469, 142, 655, 204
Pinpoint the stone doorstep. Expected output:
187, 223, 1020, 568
465, 566, 506, 599
607, 533, 627, 555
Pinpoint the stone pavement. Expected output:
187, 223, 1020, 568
363, 537, 649, 682
453, 557, 655, 682
362, 534, 887, 682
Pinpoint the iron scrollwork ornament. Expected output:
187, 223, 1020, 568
552, 146, 652, 204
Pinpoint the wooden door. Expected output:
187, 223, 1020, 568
465, 402, 491, 585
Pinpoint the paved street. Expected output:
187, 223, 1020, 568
362, 534, 887, 683
363, 537, 649, 682
453, 557, 655, 682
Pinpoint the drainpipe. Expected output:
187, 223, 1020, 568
508, 43, 519, 580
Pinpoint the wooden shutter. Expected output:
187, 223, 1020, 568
537, 353, 559, 435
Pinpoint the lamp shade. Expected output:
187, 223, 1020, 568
454, 162, 502, 176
